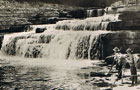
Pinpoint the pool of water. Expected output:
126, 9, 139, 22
0, 56, 104, 90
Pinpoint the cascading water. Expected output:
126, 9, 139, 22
1, 29, 110, 60
87, 9, 105, 17
0, 13, 121, 60
55, 14, 120, 31
87, 10, 94, 17
0, 12, 121, 60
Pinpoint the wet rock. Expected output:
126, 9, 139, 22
90, 72, 111, 77
35, 28, 46, 33
92, 81, 112, 87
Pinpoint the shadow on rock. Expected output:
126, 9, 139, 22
92, 80, 112, 87
90, 72, 112, 77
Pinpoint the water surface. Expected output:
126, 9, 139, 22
0, 56, 102, 90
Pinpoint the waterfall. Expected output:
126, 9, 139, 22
87, 9, 105, 17
1, 30, 110, 60
55, 14, 120, 31
87, 10, 94, 17
0, 12, 121, 60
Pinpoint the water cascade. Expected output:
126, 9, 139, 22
0, 12, 121, 60
0, 6, 122, 60
87, 9, 105, 17
87, 10, 94, 17
55, 14, 120, 31
1, 30, 110, 60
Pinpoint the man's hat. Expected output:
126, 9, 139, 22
113, 47, 120, 52
126, 48, 133, 53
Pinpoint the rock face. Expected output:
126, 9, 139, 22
101, 31, 140, 58
0, 0, 84, 32
104, 1, 140, 30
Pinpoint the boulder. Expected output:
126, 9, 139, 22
47, 17, 59, 24
35, 28, 46, 33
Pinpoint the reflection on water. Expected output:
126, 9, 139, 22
0, 56, 103, 90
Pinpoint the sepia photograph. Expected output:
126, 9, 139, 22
0, 0, 140, 90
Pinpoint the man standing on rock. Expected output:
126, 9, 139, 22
113, 47, 124, 80
126, 48, 137, 86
